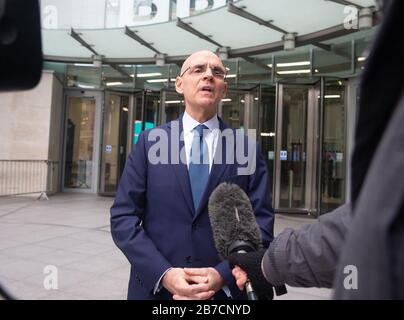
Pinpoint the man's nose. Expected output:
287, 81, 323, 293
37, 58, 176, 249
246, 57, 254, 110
203, 67, 214, 79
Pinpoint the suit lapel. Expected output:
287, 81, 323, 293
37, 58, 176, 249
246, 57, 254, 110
194, 119, 231, 220
167, 118, 195, 216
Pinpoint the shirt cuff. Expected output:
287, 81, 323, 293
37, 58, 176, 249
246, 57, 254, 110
153, 267, 172, 294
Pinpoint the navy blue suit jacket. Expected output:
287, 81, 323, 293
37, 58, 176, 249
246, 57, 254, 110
110, 117, 274, 300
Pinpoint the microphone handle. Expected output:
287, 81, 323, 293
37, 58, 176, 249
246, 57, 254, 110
235, 249, 259, 300
245, 280, 258, 300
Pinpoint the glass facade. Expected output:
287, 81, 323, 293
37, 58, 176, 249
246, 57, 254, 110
43, 27, 376, 216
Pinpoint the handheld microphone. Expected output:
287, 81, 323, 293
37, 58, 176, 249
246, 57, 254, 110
208, 182, 263, 300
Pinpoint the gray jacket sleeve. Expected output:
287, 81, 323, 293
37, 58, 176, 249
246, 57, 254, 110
262, 203, 352, 288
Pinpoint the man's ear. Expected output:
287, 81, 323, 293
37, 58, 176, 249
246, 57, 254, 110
222, 82, 228, 97
175, 77, 183, 94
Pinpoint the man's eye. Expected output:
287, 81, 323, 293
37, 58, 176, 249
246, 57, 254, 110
193, 68, 203, 73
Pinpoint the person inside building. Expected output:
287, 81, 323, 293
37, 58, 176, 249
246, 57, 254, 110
110, 50, 275, 300
229, 0, 404, 299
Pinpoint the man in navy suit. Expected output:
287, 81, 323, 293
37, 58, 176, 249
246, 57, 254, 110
110, 50, 274, 300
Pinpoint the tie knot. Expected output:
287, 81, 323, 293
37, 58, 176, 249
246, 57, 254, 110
193, 124, 208, 137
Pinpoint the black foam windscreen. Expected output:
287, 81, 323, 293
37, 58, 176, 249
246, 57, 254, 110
208, 182, 262, 259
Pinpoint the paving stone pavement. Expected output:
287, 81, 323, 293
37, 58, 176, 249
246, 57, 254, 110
0, 193, 332, 300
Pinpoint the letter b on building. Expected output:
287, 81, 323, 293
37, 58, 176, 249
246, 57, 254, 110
343, 265, 358, 290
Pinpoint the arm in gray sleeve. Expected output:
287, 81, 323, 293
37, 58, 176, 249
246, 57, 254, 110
262, 203, 352, 288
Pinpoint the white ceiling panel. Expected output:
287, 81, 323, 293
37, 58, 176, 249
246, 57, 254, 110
42, 30, 93, 58
180, 6, 283, 49
233, 0, 349, 36
130, 22, 218, 56
80, 29, 155, 58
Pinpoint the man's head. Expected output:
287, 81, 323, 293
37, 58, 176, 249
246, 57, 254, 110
175, 50, 228, 120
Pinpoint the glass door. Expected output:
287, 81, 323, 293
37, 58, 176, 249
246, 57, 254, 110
319, 78, 347, 214
220, 90, 246, 130
161, 89, 184, 124
99, 92, 130, 195
259, 85, 276, 204
132, 90, 161, 145
62, 91, 102, 193
274, 83, 320, 214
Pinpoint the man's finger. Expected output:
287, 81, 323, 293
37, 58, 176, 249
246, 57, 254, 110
183, 267, 209, 276
186, 275, 208, 284
176, 282, 211, 297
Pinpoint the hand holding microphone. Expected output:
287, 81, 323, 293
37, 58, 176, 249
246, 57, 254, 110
208, 182, 275, 300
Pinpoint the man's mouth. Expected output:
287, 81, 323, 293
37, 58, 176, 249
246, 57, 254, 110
200, 86, 213, 92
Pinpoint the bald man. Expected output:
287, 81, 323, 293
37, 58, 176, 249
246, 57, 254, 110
110, 51, 274, 300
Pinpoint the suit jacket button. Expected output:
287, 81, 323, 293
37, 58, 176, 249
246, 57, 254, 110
186, 256, 192, 263
192, 222, 198, 231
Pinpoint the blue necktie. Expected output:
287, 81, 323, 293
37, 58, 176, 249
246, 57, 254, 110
189, 124, 209, 211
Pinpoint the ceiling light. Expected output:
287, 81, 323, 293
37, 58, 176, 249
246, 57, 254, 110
165, 100, 183, 104
357, 56, 366, 62
106, 82, 123, 86
74, 63, 95, 67
122, 107, 129, 112
147, 79, 168, 83
277, 69, 311, 75
221, 98, 232, 102
225, 74, 236, 78
319, 95, 341, 99
267, 64, 273, 68
136, 72, 162, 78
277, 61, 310, 68
77, 84, 96, 89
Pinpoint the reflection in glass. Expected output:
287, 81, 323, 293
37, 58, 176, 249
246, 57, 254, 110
320, 81, 346, 213
279, 88, 307, 208
64, 98, 96, 189
221, 93, 245, 129
164, 91, 184, 123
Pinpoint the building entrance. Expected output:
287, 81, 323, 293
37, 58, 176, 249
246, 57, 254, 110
273, 78, 347, 216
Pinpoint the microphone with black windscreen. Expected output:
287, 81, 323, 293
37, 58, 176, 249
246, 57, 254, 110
208, 182, 264, 300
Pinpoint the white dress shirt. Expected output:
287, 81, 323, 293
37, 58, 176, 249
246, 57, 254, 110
182, 110, 220, 172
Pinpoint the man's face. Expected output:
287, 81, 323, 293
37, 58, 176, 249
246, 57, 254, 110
175, 51, 228, 113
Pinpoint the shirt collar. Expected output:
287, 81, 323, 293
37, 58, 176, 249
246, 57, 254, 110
182, 110, 219, 133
